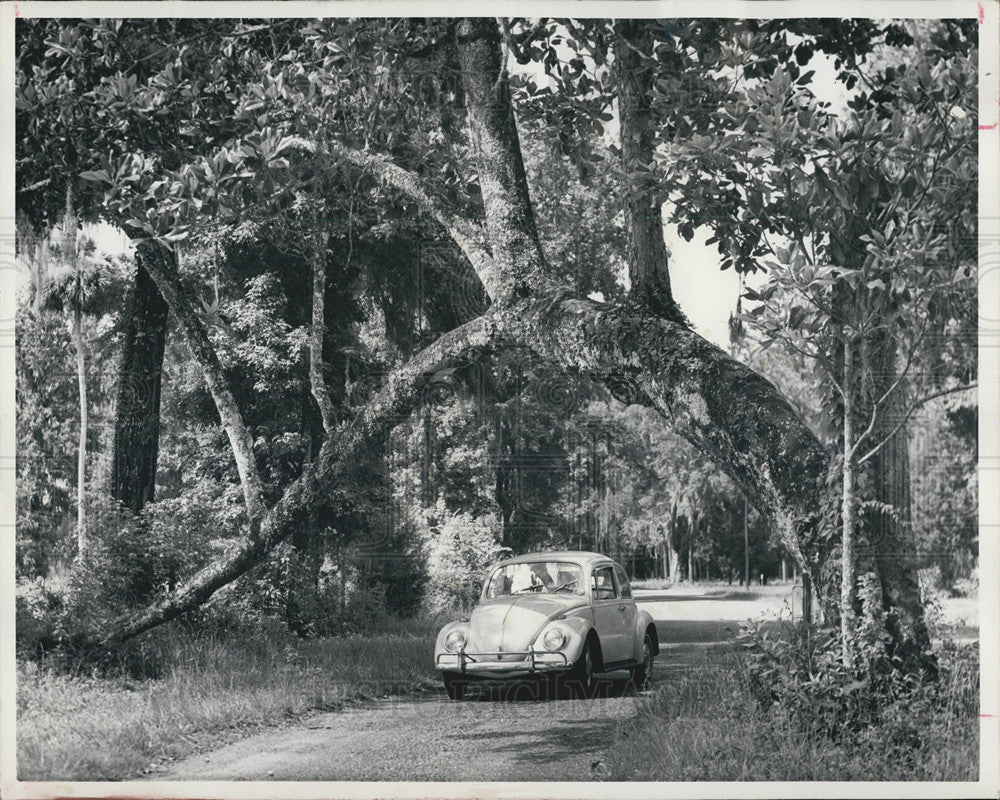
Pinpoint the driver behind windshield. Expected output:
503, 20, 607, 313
510, 563, 548, 592
491, 562, 583, 596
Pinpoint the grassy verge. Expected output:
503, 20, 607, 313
17, 620, 442, 781
603, 643, 979, 781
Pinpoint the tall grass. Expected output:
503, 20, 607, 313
603, 643, 979, 781
17, 620, 442, 781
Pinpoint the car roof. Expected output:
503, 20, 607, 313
492, 550, 616, 570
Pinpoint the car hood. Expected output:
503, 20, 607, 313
468, 594, 587, 656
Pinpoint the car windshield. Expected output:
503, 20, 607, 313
483, 561, 585, 598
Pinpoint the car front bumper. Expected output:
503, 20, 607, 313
435, 650, 570, 677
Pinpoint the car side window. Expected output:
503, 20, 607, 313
613, 566, 633, 599
592, 566, 617, 600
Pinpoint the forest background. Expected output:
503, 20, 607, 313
5, 8, 995, 784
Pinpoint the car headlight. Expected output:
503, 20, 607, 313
445, 629, 467, 652
541, 625, 567, 651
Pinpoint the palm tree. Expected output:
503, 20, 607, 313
40, 185, 107, 556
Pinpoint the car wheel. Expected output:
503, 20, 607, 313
630, 634, 654, 690
564, 640, 595, 699
443, 672, 467, 701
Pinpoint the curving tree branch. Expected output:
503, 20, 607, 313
103, 312, 497, 642
298, 138, 500, 299
136, 242, 266, 527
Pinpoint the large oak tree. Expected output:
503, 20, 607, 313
17, 16, 945, 668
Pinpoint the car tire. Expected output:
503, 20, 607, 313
443, 672, 467, 701
630, 634, 654, 690
563, 640, 595, 699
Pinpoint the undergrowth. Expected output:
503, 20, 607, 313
604, 626, 979, 781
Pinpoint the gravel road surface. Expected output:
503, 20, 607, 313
152, 585, 794, 781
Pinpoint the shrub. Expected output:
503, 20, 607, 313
951, 567, 978, 599
422, 507, 509, 614
604, 642, 978, 781
736, 618, 976, 744
737, 622, 880, 738
14, 491, 241, 653
82, 491, 238, 610
220, 541, 430, 639
15, 575, 69, 656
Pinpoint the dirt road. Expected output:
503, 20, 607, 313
153, 584, 795, 781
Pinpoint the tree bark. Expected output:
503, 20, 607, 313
866, 341, 934, 673
63, 184, 87, 555
309, 225, 336, 434
73, 301, 87, 555
841, 338, 857, 667
111, 244, 170, 514
613, 21, 681, 320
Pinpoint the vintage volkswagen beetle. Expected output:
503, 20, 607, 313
434, 551, 659, 700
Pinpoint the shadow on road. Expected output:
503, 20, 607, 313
455, 674, 639, 703
654, 616, 788, 643
654, 619, 743, 643
445, 676, 640, 771
449, 715, 618, 767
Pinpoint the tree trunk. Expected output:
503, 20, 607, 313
455, 18, 550, 290
494, 414, 516, 544
866, 341, 934, 673
73, 301, 87, 555
841, 339, 857, 667
63, 184, 87, 556
309, 225, 336, 434
111, 244, 170, 514
667, 500, 680, 583
613, 20, 681, 320
743, 495, 750, 587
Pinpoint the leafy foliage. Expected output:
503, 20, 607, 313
605, 638, 977, 780
736, 619, 977, 746
15, 17, 977, 657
